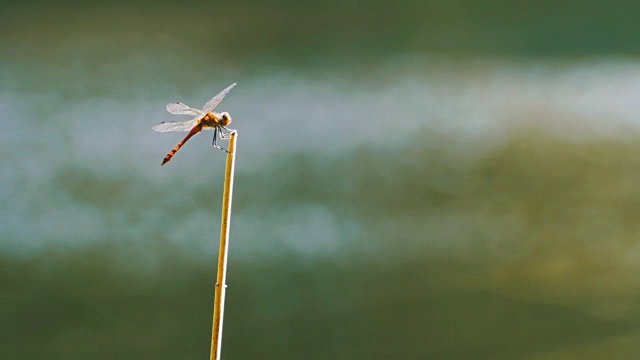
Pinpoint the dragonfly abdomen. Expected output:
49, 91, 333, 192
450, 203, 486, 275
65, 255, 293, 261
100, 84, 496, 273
161, 124, 204, 165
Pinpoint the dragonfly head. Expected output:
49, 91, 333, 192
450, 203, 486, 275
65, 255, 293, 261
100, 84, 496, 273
220, 112, 232, 126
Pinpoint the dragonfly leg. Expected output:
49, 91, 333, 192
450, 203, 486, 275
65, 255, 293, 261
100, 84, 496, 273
220, 125, 236, 138
212, 127, 230, 153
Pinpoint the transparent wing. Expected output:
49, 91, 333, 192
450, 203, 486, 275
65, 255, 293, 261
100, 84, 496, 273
202, 83, 237, 113
152, 117, 199, 132
166, 102, 204, 116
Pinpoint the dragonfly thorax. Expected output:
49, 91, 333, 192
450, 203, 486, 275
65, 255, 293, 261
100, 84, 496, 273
199, 112, 232, 128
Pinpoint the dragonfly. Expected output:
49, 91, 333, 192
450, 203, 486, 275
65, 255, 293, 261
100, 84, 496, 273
153, 83, 237, 165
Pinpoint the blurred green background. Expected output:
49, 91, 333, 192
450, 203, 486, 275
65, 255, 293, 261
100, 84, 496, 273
3, 1, 640, 359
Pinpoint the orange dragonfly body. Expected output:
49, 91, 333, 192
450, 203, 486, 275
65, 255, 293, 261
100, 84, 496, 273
153, 83, 236, 165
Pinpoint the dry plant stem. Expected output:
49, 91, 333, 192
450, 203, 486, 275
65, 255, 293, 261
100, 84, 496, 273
210, 131, 237, 360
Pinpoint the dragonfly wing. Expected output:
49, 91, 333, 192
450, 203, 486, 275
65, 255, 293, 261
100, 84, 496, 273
166, 102, 205, 116
202, 83, 236, 113
153, 117, 199, 132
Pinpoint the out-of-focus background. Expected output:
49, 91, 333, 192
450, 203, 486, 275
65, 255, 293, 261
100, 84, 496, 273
3, 1, 640, 358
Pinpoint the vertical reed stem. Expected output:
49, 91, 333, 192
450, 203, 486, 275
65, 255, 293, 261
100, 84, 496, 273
210, 131, 237, 360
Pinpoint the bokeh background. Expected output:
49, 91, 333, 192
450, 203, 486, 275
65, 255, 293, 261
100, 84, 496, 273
3, 1, 640, 359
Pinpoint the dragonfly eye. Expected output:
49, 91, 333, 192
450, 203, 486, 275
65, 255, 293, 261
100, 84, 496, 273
220, 112, 232, 126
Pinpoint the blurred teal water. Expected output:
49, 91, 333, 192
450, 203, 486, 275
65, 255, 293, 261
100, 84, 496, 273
3, 2, 640, 359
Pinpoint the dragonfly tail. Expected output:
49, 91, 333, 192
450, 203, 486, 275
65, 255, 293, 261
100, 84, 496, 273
161, 125, 203, 165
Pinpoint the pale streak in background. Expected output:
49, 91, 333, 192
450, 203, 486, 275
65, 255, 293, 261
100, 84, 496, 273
3, 58, 640, 252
